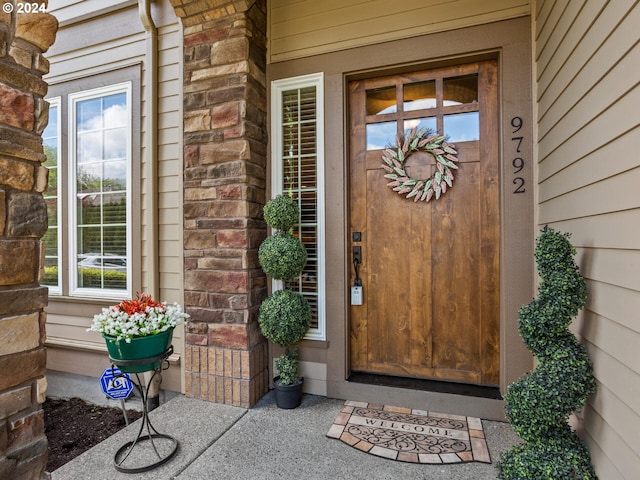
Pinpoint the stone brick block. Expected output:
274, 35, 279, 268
184, 27, 227, 48
0, 188, 5, 235
185, 269, 248, 294
0, 83, 34, 130
35, 165, 48, 193
7, 192, 48, 237
0, 239, 36, 285
223, 310, 244, 324
216, 230, 248, 248
186, 321, 209, 335
16, 13, 58, 52
36, 377, 46, 404
185, 307, 223, 323
9, 44, 33, 70
211, 36, 249, 66
218, 184, 243, 199
183, 201, 210, 220
184, 109, 211, 132
229, 294, 248, 310
191, 61, 249, 82
0, 349, 46, 391
200, 139, 250, 165
212, 102, 239, 129
197, 256, 242, 270
8, 411, 44, 451
0, 157, 34, 191
0, 313, 40, 356
0, 286, 48, 316
206, 85, 246, 106
186, 333, 207, 346
0, 386, 31, 420
208, 323, 249, 349
184, 230, 216, 250
207, 198, 249, 218
185, 291, 209, 307
184, 187, 217, 201
4, 436, 47, 479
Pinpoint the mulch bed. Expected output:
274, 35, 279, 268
44, 397, 142, 472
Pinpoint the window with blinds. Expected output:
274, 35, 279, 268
271, 73, 325, 341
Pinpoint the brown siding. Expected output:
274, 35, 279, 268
269, 0, 530, 62
534, 1, 640, 478
45, 1, 185, 392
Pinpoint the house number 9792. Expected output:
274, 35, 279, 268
510, 116, 525, 194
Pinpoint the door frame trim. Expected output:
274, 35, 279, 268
268, 17, 534, 420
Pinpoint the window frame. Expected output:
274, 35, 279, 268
43, 96, 62, 295
67, 82, 133, 299
270, 73, 326, 341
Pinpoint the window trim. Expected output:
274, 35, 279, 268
44, 96, 62, 295
67, 82, 133, 299
270, 73, 326, 341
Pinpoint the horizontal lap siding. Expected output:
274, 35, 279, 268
534, 1, 640, 478
269, 0, 530, 62
45, 3, 184, 391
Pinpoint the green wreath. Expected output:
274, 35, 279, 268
382, 127, 459, 202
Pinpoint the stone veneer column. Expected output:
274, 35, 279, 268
0, 3, 57, 479
169, 0, 269, 407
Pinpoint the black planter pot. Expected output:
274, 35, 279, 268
274, 376, 304, 409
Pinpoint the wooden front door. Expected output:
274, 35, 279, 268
349, 61, 500, 386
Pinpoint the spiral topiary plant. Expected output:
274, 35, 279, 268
258, 195, 311, 389
498, 226, 597, 479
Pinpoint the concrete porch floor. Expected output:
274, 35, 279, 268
46, 372, 520, 480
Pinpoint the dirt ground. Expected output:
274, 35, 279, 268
44, 397, 142, 472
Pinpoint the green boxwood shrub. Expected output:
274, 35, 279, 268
263, 194, 299, 232
275, 349, 299, 386
258, 195, 311, 387
497, 227, 597, 479
258, 289, 311, 348
258, 232, 307, 281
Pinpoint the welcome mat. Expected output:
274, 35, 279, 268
327, 401, 491, 464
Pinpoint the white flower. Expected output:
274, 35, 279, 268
87, 294, 189, 343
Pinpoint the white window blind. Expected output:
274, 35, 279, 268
271, 73, 325, 341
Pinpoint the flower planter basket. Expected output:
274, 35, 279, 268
104, 328, 174, 373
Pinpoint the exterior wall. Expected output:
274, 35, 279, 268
44, 1, 185, 392
0, 6, 58, 479
269, 12, 535, 420
533, 1, 640, 478
269, 0, 530, 62
169, 0, 271, 408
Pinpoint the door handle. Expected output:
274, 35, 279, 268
352, 246, 362, 286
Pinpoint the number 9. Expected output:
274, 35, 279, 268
512, 157, 524, 173
511, 116, 523, 133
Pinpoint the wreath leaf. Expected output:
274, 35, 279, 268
380, 128, 459, 202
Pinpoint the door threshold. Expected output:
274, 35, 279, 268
348, 372, 502, 400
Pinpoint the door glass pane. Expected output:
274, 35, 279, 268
366, 87, 396, 115
404, 80, 436, 111
366, 121, 396, 150
404, 117, 437, 135
443, 74, 478, 106
443, 112, 479, 142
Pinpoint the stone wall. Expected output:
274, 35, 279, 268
0, 2, 57, 478
170, 0, 270, 407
